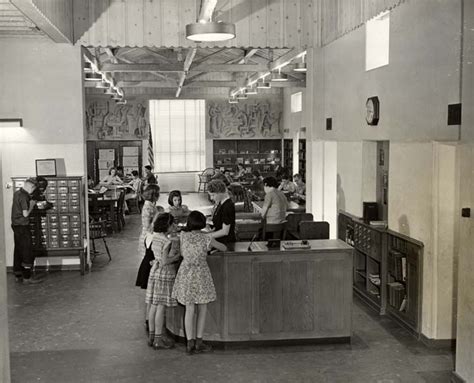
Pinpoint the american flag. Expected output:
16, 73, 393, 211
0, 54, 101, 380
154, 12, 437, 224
147, 125, 154, 169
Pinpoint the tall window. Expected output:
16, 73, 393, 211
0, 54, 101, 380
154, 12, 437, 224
366, 11, 390, 71
291, 92, 302, 113
149, 100, 205, 172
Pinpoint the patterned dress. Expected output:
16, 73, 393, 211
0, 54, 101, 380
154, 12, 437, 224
145, 233, 179, 307
172, 231, 216, 305
137, 201, 163, 258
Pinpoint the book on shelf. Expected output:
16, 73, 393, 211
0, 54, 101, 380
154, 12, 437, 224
236, 157, 244, 164
259, 158, 266, 164
253, 158, 259, 164
399, 297, 407, 312
244, 159, 251, 164
218, 149, 227, 154
401, 257, 406, 281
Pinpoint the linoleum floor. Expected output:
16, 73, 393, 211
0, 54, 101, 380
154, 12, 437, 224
7, 193, 454, 383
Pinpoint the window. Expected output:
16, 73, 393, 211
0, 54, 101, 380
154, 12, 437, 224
366, 11, 390, 71
291, 92, 302, 113
149, 100, 205, 172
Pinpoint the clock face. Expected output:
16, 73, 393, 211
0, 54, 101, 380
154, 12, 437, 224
366, 97, 379, 125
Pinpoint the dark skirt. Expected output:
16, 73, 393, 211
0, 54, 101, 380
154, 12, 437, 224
135, 247, 154, 289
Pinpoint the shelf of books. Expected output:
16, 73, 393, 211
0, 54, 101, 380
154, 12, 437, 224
298, 139, 306, 180
213, 139, 282, 176
352, 220, 385, 313
283, 139, 293, 171
338, 211, 423, 336
386, 230, 423, 334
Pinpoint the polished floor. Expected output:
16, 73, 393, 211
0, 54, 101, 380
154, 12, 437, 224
7, 193, 454, 383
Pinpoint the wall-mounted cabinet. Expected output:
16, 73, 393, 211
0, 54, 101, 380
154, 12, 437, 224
213, 139, 282, 176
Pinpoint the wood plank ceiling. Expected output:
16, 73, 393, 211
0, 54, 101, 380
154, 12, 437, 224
0, 0, 43, 37
85, 46, 307, 99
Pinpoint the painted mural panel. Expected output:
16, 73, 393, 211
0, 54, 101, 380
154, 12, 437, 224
207, 98, 282, 139
86, 98, 149, 141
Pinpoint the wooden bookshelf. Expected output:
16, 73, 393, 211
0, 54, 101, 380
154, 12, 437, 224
213, 139, 282, 176
283, 139, 293, 171
386, 230, 423, 334
298, 139, 306, 180
338, 211, 423, 335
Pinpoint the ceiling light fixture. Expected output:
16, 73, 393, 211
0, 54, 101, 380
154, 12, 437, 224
235, 93, 248, 100
186, 21, 235, 41
96, 81, 109, 89
228, 97, 238, 104
256, 79, 271, 89
293, 62, 307, 72
271, 69, 288, 82
246, 84, 257, 95
84, 72, 102, 81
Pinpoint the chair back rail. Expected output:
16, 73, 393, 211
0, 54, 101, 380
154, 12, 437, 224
298, 221, 330, 240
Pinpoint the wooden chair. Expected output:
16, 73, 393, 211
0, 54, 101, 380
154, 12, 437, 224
198, 168, 215, 192
235, 217, 263, 241
262, 220, 287, 241
285, 213, 314, 239
89, 219, 111, 262
114, 190, 126, 231
298, 221, 330, 240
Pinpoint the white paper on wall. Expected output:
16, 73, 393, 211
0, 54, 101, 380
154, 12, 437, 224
98, 160, 114, 169
123, 146, 139, 156
123, 156, 139, 166
99, 149, 115, 160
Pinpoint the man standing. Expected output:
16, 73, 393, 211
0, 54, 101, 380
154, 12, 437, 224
11, 178, 41, 284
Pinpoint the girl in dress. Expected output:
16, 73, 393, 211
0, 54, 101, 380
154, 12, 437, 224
172, 211, 227, 354
136, 184, 163, 331
167, 190, 190, 223
146, 213, 181, 349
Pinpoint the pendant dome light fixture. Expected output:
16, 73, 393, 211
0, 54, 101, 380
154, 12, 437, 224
186, 0, 235, 42
271, 68, 288, 82
293, 52, 307, 72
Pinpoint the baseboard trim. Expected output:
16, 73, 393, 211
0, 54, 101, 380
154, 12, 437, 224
451, 371, 466, 383
420, 333, 456, 350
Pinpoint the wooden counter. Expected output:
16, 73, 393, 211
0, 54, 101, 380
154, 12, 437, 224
167, 239, 353, 344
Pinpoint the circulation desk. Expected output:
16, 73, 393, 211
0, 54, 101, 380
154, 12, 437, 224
167, 239, 353, 344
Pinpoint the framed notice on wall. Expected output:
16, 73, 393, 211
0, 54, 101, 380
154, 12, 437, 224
35, 159, 57, 177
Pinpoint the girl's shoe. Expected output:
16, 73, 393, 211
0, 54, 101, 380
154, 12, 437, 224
186, 339, 195, 355
194, 342, 213, 354
162, 334, 175, 347
153, 337, 172, 350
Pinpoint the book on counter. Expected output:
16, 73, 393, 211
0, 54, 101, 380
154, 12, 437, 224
282, 241, 311, 250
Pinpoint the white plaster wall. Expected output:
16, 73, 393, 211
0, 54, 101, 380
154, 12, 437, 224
337, 142, 363, 216
0, 39, 85, 268
388, 142, 434, 337
432, 143, 458, 340
454, 143, 474, 381
362, 141, 377, 204
318, 0, 461, 142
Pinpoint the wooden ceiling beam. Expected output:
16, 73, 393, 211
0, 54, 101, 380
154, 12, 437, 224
101, 80, 304, 89
101, 63, 268, 73
176, 48, 197, 97
238, 48, 259, 64
11, 0, 72, 43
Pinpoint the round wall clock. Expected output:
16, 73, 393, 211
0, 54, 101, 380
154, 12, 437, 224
366, 96, 380, 125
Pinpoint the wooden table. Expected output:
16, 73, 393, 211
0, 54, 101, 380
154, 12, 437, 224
167, 239, 353, 344
252, 200, 306, 214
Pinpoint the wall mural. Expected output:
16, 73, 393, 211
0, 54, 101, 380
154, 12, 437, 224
86, 98, 149, 140
207, 98, 282, 139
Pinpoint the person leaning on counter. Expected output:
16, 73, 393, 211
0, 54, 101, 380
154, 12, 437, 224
207, 180, 236, 244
